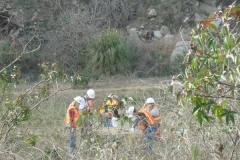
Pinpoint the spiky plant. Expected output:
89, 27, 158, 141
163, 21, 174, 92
86, 29, 136, 76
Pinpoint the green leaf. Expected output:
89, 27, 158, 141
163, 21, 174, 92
220, 109, 237, 125
213, 105, 224, 123
208, 23, 218, 31
208, 38, 213, 48
197, 110, 203, 125
181, 4, 240, 127
201, 109, 210, 122
230, 114, 235, 124
201, 103, 211, 113
193, 105, 201, 114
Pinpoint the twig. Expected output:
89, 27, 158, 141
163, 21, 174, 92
146, 63, 159, 76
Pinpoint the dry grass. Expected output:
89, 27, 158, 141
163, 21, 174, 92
1, 76, 240, 160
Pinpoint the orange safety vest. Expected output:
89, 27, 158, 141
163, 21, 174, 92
65, 103, 80, 128
138, 108, 162, 137
143, 105, 161, 123
138, 109, 155, 126
153, 115, 161, 123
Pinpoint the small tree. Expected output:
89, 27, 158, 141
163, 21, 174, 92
179, 3, 240, 125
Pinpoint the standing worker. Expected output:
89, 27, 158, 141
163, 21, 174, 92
84, 89, 95, 114
137, 97, 161, 152
81, 89, 96, 137
64, 96, 86, 154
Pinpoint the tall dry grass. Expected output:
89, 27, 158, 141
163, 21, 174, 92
1, 76, 239, 160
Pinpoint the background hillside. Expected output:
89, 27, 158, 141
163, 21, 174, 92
0, 0, 237, 81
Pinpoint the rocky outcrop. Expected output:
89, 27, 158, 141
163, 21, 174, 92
170, 41, 190, 64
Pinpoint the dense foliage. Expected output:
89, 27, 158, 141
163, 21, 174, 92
180, 3, 240, 125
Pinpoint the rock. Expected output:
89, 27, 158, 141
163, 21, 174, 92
147, 9, 157, 18
199, 2, 218, 14
128, 28, 137, 35
153, 31, 162, 39
150, 18, 156, 21
160, 26, 170, 36
170, 41, 190, 64
127, 29, 141, 46
194, 12, 207, 21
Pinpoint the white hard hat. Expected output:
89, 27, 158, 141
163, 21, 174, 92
146, 98, 155, 104
150, 108, 159, 116
126, 106, 135, 115
74, 96, 86, 109
87, 89, 95, 99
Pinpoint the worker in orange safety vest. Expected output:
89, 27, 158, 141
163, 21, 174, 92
65, 96, 86, 154
137, 97, 161, 152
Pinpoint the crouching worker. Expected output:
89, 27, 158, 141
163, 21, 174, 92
99, 93, 120, 127
136, 98, 161, 152
64, 96, 86, 154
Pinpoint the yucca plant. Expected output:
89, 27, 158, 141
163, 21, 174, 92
86, 29, 136, 76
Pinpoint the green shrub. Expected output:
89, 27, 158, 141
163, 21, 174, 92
180, 3, 240, 125
86, 29, 136, 76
